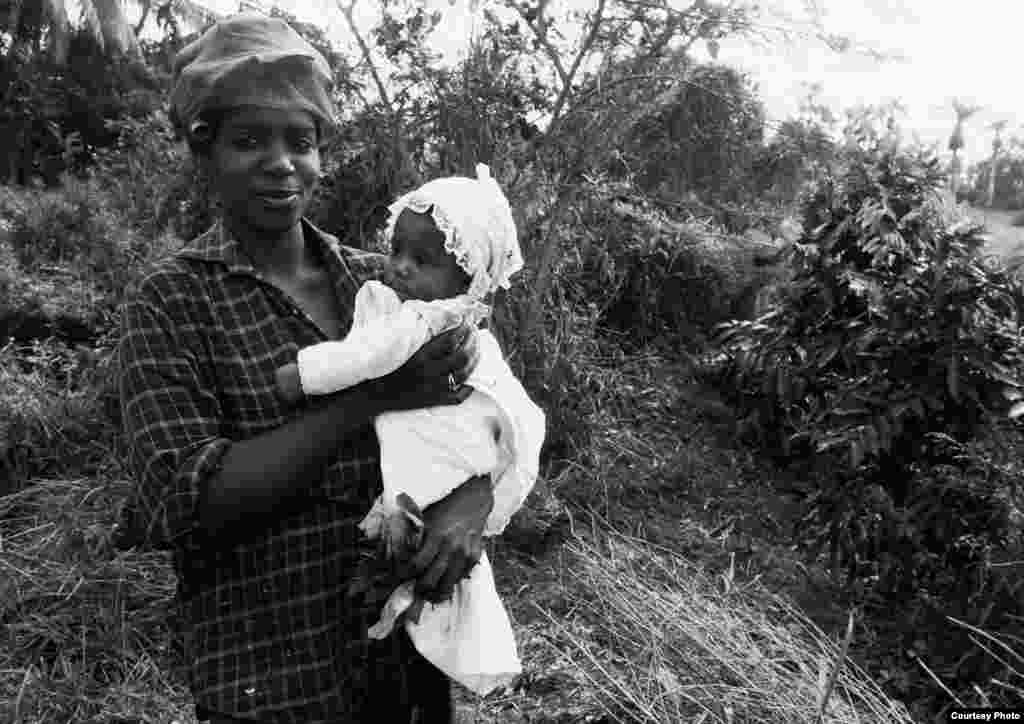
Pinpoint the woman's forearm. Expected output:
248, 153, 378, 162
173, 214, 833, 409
198, 385, 381, 540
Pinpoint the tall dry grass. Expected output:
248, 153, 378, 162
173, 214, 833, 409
523, 524, 916, 724
0, 477, 193, 724
0, 473, 920, 724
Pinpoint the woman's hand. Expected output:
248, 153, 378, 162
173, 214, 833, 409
402, 474, 493, 604
369, 323, 480, 413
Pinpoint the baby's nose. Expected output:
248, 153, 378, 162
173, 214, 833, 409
391, 256, 411, 279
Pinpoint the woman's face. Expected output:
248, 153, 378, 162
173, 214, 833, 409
389, 209, 471, 302
205, 106, 320, 237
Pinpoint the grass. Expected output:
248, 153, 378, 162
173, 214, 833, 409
0, 339, 925, 724
496, 525, 913, 724
0, 477, 193, 724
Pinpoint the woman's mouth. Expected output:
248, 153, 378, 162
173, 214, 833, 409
255, 190, 300, 208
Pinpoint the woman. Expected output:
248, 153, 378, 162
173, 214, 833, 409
118, 14, 490, 723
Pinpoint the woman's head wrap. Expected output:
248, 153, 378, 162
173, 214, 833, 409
385, 164, 523, 300
169, 13, 337, 145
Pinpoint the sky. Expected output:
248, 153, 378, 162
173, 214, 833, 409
128, 0, 1024, 168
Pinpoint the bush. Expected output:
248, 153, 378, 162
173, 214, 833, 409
4, 176, 182, 313
91, 111, 212, 239
552, 178, 789, 352
707, 142, 1024, 712
624, 63, 766, 206
0, 28, 164, 188
7, 177, 139, 287
715, 148, 1024, 479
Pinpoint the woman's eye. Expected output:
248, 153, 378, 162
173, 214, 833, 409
292, 137, 316, 153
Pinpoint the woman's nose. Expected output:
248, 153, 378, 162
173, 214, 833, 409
264, 139, 296, 175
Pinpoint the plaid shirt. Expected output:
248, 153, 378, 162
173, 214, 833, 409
118, 219, 439, 722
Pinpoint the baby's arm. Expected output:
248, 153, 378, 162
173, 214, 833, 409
275, 283, 470, 403
276, 362, 305, 405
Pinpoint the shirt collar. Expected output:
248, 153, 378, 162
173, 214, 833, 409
176, 217, 345, 279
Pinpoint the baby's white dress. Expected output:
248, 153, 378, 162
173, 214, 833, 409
297, 280, 546, 695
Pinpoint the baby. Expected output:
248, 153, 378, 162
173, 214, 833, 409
275, 164, 545, 696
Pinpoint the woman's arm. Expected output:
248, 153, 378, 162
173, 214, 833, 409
197, 385, 378, 538
405, 473, 494, 604
121, 285, 478, 547
201, 324, 480, 540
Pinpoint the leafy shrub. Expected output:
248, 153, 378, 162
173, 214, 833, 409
715, 148, 1024, 478
707, 143, 1024, 712
0, 28, 164, 187
7, 177, 139, 286
311, 131, 407, 249
562, 179, 789, 350
91, 111, 209, 239
623, 63, 766, 206
4, 176, 182, 311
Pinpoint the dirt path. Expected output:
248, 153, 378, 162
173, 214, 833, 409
970, 205, 1024, 260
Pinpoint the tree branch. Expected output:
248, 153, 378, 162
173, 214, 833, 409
514, 0, 569, 87
548, 0, 607, 123
134, 0, 152, 37
337, 0, 392, 113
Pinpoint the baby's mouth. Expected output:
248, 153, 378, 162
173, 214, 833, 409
383, 273, 412, 300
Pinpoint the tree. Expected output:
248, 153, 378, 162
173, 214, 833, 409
948, 98, 982, 197
986, 120, 1007, 208
969, 135, 1024, 211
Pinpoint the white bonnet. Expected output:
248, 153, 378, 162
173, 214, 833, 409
384, 164, 523, 300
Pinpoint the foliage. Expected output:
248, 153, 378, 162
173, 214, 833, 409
323, 0, 776, 379
0, 23, 163, 186
707, 136, 1024, 709
0, 338, 114, 494
755, 118, 837, 203
559, 177, 786, 350
7, 177, 142, 294
625, 63, 766, 205
312, 115, 424, 249
715, 144, 1024, 475
91, 110, 214, 240
2, 174, 183, 332
314, 9, 550, 248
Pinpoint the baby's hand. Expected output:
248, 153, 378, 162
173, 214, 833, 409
275, 362, 304, 404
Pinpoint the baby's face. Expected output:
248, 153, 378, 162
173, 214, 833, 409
388, 208, 471, 302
